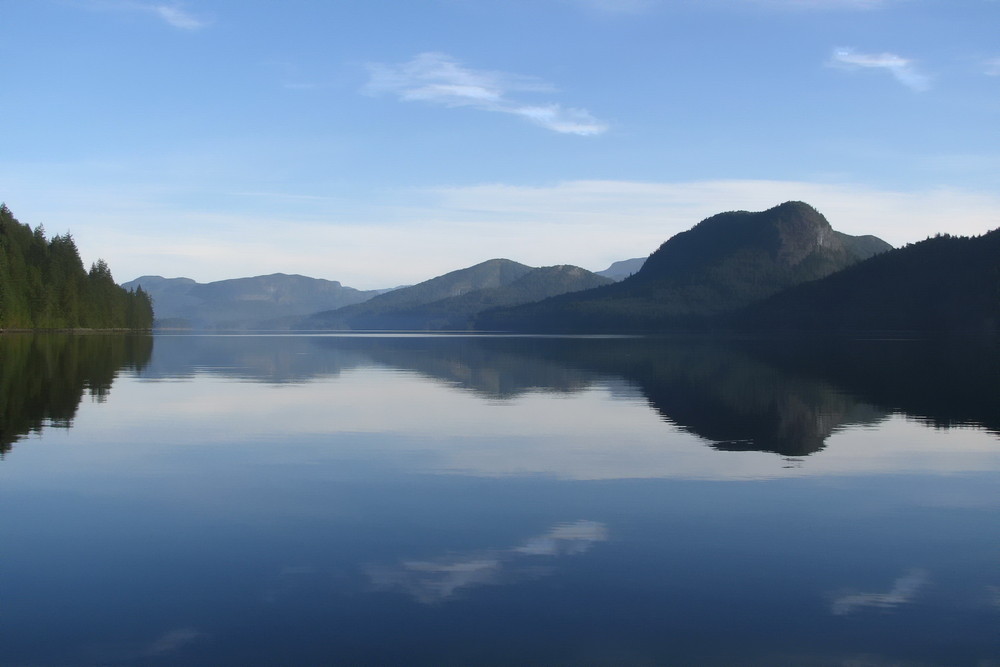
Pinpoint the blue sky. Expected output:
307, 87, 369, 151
3, 0, 999, 288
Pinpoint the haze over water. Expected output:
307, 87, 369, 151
1, 333, 997, 666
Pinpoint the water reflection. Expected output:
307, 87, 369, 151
144, 627, 208, 658
0, 333, 152, 454
2, 333, 997, 462
589, 341, 886, 456
832, 568, 929, 615
367, 520, 608, 604
741, 338, 1000, 435
141, 334, 999, 457
1, 334, 997, 666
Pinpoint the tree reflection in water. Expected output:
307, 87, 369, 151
0, 333, 152, 455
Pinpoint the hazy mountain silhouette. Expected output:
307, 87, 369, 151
596, 257, 645, 281
123, 273, 380, 329
298, 259, 612, 330
476, 202, 891, 332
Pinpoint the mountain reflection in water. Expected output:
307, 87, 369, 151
3, 333, 997, 460
142, 334, 999, 456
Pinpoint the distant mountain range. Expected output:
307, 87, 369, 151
297, 259, 613, 330
128, 260, 616, 330
124, 200, 999, 336
122, 273, 383, 329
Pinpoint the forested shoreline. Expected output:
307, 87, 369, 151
0, 204, 153, 330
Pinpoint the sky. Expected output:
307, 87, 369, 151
2, 0, 999, 289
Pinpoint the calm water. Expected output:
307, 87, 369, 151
1, 333, 998, 666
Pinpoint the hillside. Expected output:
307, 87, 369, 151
123, 273, 378, 329
344, 265, 613, 330
298, 259, 611, 330
735, 229, 1000, 335
299, 259, 531, 329
476, 201, 891, 332
0, 204, 153, 330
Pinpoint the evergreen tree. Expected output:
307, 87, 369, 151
0, 205, 153, 330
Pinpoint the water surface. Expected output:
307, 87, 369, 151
1, 333, 997, 666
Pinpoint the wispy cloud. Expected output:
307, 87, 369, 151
829, 48, 930, 91
148, 4, 206, 30
984, 58, 1000, 76
364, 52, 607, 136
7, 160, 1000, 290
82, 1, 208, 30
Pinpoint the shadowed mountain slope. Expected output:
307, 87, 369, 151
298, 260, 612, 330
735, 228, 1000, 335
476, 201, 891, 332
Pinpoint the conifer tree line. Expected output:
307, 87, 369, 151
0, 204, 153, 329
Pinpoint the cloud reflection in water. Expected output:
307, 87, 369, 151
368, 520, 608, 604
831, 568, 928, 615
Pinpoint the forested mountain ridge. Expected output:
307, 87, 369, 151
735, 228, 1000, 334
635, 201, 887, 285
298, 259, 612, 330
475, 201, 891, 332
123, 273, 379, 329
299, 258, 532, 329
0, 205, 153, 330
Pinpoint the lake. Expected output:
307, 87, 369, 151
1, 333, 998, 666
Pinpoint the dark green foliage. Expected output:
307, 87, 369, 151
0, 204, 153, 330
476, 201, 891, 332
736, 228, 1000, 335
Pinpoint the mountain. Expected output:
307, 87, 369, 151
298, 259, 613, 330
352, 265, 614, 330
299, 258, 532, 329
123, 273, 379, 329
735, 228, 1000, 335
597, 257, 645, 281
475, 201, 891, 332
